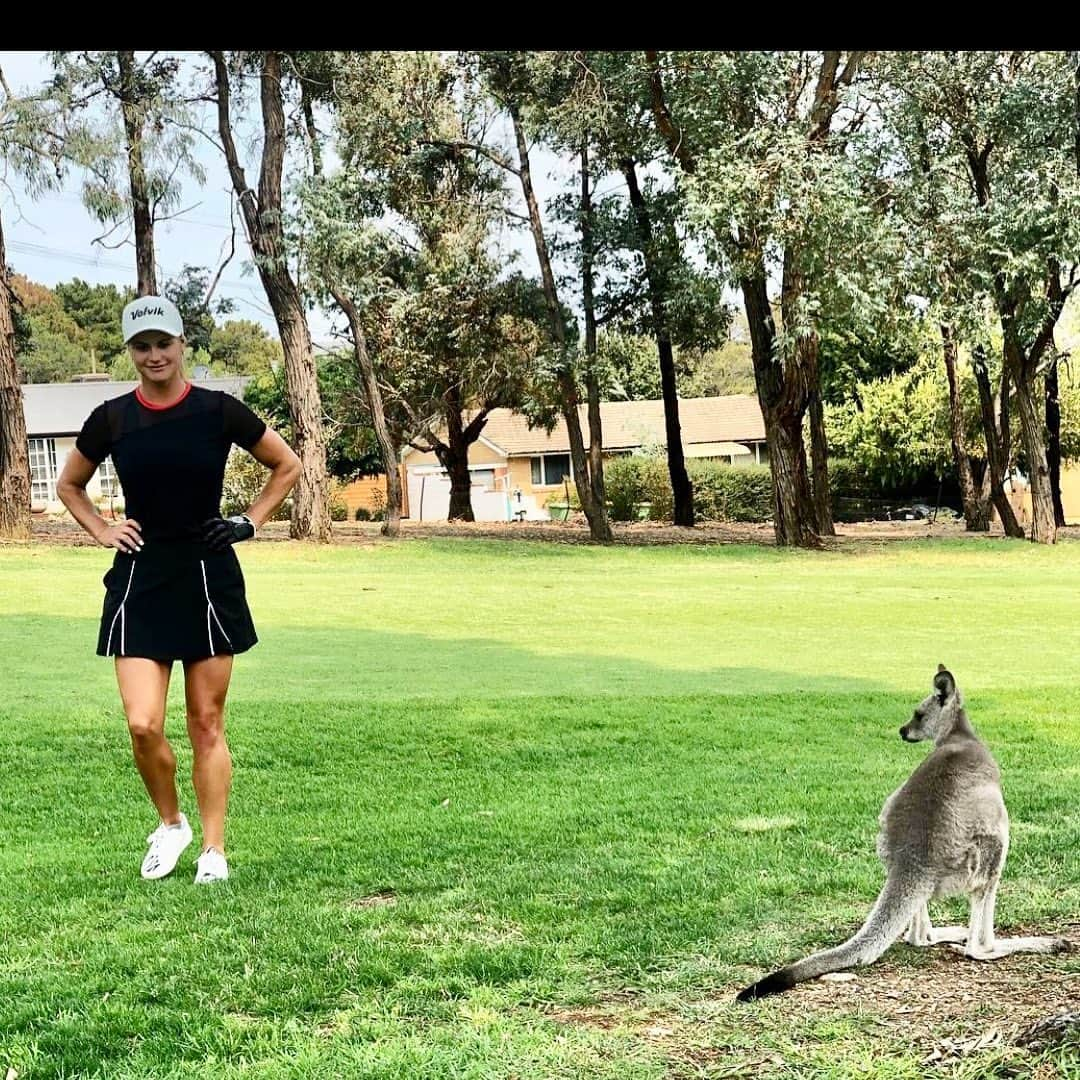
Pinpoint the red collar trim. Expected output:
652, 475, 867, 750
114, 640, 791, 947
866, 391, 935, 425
136, 381, 192, 411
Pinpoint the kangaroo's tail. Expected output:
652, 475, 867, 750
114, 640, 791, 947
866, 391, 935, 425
736, 875, 930, 1003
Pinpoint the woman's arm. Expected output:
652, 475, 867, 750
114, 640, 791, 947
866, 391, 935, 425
56, 449, 143, 553
243, 429, 301, 528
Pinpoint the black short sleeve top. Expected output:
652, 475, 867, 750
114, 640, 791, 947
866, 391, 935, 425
76, 384, 267, 539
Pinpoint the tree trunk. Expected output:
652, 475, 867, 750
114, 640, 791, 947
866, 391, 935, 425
117, 51, 157, 296
267, 276, 331, 542
1012, 368, 1056, 544
443, 459, 473, 521
508, 102, 611, 543
622, 160, 694, 526
0, 211, 31, 540
972, 458, 993, 528
769, 407, 816, 548
941, 324, 986, 531
1045, 356, 1067, 527
330, 282, 402, 537
580, 142, 607, 518
804, 337, 835, 536
972, 348, 1023, 538
213, 50, 331, 542
656, 337, 694, 526
966, 126, 1060, 545
441, 395, 474, 522
646, 51, 830, 547
740, 266, 820, 548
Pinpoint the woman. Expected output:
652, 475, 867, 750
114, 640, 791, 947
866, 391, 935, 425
57, 296, 300, 884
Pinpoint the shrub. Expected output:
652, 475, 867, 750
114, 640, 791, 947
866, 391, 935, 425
222, 450, 291, 521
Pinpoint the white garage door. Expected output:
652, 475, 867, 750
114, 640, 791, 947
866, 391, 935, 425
408, 470, 452, 521
407, 468, 511, 521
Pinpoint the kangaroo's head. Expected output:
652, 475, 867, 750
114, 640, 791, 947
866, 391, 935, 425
901, 664, 963, 743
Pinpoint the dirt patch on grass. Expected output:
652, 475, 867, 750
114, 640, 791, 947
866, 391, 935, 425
752, 930, 1077, 1028
24, 516, 1080, 549
345, 889, 397, 909
548, 922, 1080, 1075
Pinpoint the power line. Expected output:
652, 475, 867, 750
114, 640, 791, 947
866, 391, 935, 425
8, 237, 336, 335
43, 191, 237, 233
7, 238, 267, 295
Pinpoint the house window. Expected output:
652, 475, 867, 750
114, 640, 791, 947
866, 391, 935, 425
530, 453, 571, 486
98, 456, 121, 498
28, 437, 57, 503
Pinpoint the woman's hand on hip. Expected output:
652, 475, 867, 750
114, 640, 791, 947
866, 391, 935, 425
201, 515, 256, 551
96, 518, 143, 553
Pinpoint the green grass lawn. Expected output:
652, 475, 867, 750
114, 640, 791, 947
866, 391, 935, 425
1, 537, 1077, 1078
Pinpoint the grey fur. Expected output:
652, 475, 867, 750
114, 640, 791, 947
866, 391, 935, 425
737, 665, 1070, 1003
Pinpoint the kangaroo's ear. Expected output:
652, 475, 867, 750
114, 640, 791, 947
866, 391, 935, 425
934, 667, 956, 704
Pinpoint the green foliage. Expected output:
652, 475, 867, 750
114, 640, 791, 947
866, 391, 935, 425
882, 52, 1080, 357
679, 337, 758, 399
0, 68, 74, 200
9, 275, 227, 383
11, 274, 92, 381
825, 355, 965, 489
689, 460, 773, 522
107, 352, 137, 381
220, 449, 292, 521
663, 52, 903, 348
163, 265, 235, 354
210, 319, 282, 375
601, 452, 772, 523
818, 316, 923, 405
47, 51, 205, 250
308, 52, 551, 460
1056, 367, 1080, 463
638, 454, 675, 521
53, 278, 132, 363
243, 362, 383, 481
17, 328, 89, 383
591, 327, 756, 403
591, 331, 658, 400
9, 273, 32, 358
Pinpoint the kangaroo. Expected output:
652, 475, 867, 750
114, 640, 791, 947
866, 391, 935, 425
737, 665, 1070, 1002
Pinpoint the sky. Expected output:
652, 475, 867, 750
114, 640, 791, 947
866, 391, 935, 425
0, 51, 575, 350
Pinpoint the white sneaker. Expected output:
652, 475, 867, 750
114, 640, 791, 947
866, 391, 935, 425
141, 814, 193, 880
194, 846, 229, 884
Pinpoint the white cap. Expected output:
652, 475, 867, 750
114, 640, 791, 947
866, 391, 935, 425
122, 296, 185, 343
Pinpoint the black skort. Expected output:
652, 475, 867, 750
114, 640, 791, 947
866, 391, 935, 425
97, 540, 257, 661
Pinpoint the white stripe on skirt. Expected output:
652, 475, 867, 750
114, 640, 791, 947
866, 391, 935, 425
200, 559, 234, 656
105, 559, 137, 656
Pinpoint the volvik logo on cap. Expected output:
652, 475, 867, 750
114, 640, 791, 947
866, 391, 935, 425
122, 296, 185, 343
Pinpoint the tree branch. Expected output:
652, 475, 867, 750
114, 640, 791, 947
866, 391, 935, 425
417, 137, 519, 176
203, 196, 238, 309
644, 50, 696, 175
462, 407, 491, 444
209, 50, 259, 243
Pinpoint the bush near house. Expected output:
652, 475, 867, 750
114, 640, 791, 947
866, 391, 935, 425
591, 455, 773, 523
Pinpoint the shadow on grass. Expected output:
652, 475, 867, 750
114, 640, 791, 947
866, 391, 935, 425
1, 613, 895, 709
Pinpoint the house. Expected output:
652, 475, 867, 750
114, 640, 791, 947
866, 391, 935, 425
400, 395, 769, 521
21, 375, 250, 512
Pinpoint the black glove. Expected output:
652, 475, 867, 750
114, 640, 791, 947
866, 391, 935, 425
201, 515, 256, 551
